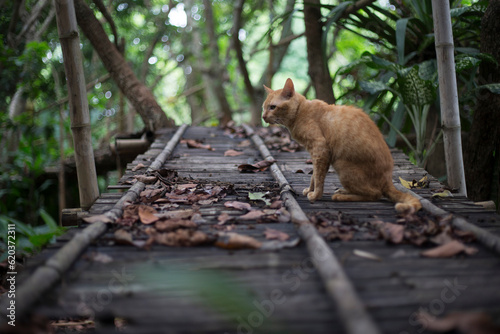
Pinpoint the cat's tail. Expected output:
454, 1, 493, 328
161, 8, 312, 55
383, 185, 422, 213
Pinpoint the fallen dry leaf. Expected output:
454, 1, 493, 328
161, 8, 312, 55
215, 232, 262, 249
83, 214, 113, 224
138, 205, 159, 224
270, 200, 282, 209
150, 229, 215, 247
132, 163, 147, 172
416, 310, 500, 334
140, 187, 165, 203
217, 212, 232, 225
238, 159, 276, 173
237, 139, 252, 148
224, 149, 244, 157
264, 228, 290, 241
114, 229, 146, 248
155, 218, 197, 232
198, 198, 218, 205
373, 221, 404, 244
181, 139, 214, 151
177, 183, 198, 191
421, 240, 478, 258
156, 209, 194, 220
237, 210, 267, 221
133, 175, 158, 184
399, 175, 430, 189
224, 201, 252, 211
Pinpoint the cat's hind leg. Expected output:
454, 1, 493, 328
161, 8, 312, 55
332, 164, 382, 202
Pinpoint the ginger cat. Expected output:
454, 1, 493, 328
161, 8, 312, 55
262, 78, 421, 213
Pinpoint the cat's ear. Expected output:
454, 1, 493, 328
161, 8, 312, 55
281, 78, 295, 99
263, 85, 273, 94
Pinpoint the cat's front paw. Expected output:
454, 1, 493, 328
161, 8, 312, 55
307, 191, 321, 203
303, 188, 311, 196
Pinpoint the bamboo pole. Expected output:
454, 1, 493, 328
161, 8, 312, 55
432, 0, 467, 196
54, 0, 99, 209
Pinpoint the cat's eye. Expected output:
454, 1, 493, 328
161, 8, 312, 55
269, 105, 276, 110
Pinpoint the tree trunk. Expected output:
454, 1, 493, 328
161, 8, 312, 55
465, 0, 500, 206
233, 0, 261, 125
202, 0, 233, 126
74, 0, 174, 131
303, 0, 335, 104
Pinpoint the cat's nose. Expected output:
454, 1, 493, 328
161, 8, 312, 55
262, 114, 268, 122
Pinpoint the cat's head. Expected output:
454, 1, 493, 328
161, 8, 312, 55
262, 78, 301, 127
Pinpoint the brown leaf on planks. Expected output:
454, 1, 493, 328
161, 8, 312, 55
215, 232, 262, 249
224, 149, 244, 157
237, 210, 267, 221
155, 218, 197, 232
224, 201, 252, 211
237, 139, 252, 148
416, 310, 500, 334
114, 229, 146, 248
420, 240, 478, 258
148, 229, 215, 247
140, 187, 165, 203
238, 159, 276, 173
132, 163, 147, 171
83, 214, 113, 224
264, 228, 290, 241
181, 139, 215, 151
176, 183, 198, 191
217, 212, 232, 225
138, 204, 159, 224
372, 221, 405, 244
156, 209, 194, 220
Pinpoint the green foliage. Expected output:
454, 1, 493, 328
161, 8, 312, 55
0, 209, 66, 262
332, 0, 491, 167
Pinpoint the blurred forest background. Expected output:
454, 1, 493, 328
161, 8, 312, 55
1, 0, 499, 258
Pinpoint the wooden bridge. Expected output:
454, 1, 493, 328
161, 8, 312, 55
2, 125, 500, 334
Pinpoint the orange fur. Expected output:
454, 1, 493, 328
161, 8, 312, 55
262, 78, 421, 213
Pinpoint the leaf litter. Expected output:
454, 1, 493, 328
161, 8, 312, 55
109, 170, 292, 250
309, 210, 478, 258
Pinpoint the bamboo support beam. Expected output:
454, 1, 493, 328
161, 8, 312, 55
432, 0, 467, 196
54, 0, 99, 210
0, 125, 188, 322
243, 124, 381, 334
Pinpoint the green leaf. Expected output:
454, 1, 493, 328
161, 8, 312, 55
418, 60, 437, 81
29, 233, 55, 248
455, 55, 481, 73
359, 81, 392, 95
477, 83, 500, 95
248, 192, 271, 206
396, 18, 410, 65
39, 208, 59, 231
397, 65, 435, 107
336, 54, 372, 76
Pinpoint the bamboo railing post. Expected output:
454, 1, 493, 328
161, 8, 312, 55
432, 0, 467, 196
54, 0, 99, 209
